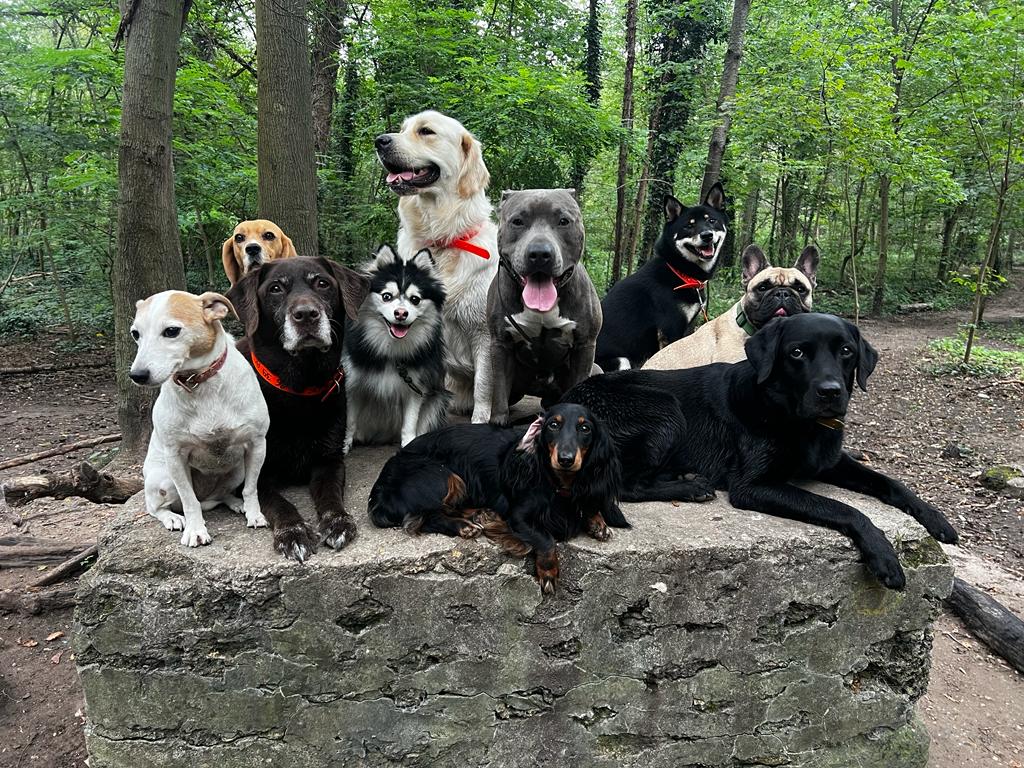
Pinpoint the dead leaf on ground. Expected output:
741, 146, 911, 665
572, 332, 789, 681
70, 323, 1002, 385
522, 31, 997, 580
45, 631, 64, 642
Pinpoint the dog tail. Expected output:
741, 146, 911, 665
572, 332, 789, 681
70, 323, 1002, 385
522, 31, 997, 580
478, 510, 532, 557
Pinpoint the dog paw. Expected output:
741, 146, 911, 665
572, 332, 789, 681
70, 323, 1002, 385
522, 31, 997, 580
180, 523, 212, 548
908, 500, 959, 544
587, 515, 612, 542
154, 511, 186, 531
863, 545, 907, 591
274, 523, 318, 563
245, 509, 269, 528
535, 550, 560, 595
489, 412, 511, 428
319, 515, 357, 551
677, 473, 717, 502
224, 496, 244, 514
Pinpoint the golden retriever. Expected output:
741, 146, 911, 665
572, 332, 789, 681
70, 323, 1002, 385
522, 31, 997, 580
375, 110, 498, 423
221, 219, 298, 286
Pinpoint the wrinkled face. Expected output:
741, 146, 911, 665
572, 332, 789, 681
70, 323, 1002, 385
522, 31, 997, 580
742, 245, 818, 328
540, 403, 598, 474
663, 183, 727, 270
257, 261, 342, 354
231, 220, 293, 273
129, 291, 231, 386
363, 247, 443, 340
374, 110, 489, 198
499, 189, 584, 313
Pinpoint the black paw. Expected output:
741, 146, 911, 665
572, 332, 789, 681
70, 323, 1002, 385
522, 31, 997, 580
320, 514, 357, 551
677, 473, 717, 502
863, 544, 907, 591
908, 500, 959, 544
274, 522, 318, 563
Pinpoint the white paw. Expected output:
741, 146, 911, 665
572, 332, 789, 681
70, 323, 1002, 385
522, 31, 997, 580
224, 496, 244, 514
154, 511, 186, 531
343, 438, 353, 455
180, 523, 212, 547
470, 407, 491, 424
245, 509, 269, 528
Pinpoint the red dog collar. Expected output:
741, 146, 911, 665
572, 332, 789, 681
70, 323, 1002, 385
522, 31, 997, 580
666, 262, 707, 292
431, 229, 491, 260
173, 346, 228, 393
250, 351, 344, 402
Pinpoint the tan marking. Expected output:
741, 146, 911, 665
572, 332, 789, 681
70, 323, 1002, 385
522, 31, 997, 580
222, 219, 297, 285
166, 292, 216, 357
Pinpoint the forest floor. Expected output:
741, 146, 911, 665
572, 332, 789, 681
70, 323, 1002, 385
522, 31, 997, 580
0, 280, 1022, 767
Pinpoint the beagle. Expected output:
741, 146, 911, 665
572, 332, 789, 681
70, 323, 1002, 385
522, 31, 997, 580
221, 219, 298, 285
129, 290, 270, 548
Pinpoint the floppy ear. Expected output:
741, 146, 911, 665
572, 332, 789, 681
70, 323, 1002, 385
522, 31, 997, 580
321, 257, 370, 322
221, 237, 242, 286
411, 248, 436, 270
741, 245, 770, 286
225, 268, 261, 338
574, 417, 624, 518
703, 182, 726, 212
279, 232, 298, 259
744, 317, 784, 384
795, 245, 820, 286
846, 321, 879, 391
664, 195, 684, 222
457, 132, 490, 198
198, 291, 237, 323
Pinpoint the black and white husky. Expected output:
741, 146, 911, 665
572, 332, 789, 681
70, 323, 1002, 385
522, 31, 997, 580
344, 245, 448, 450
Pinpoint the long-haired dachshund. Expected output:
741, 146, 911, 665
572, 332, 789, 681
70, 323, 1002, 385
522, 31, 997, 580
368, 403, 627, 593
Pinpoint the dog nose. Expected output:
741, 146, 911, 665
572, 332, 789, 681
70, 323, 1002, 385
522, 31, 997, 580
557, 453, 576, 469
291, 305, 321, 323
245, 243, 262, 257
394, 308, 408, 322
129, 369, 150, 385
526, 243, 554, 270
375, 134, 392, 150
816, 381, 842, 401
699, 231, 714, 243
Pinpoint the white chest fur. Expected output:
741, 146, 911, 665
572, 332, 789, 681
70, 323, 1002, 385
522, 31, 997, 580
505, 304, 577, 344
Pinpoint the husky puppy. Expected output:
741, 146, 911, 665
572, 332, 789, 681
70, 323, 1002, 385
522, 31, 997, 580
344, 245, 448, 449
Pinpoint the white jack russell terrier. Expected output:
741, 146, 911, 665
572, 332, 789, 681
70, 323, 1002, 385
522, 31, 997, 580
129, 290, 270, 547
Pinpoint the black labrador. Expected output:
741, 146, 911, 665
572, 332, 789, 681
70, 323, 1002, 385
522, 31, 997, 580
228, 256, 368, 561
564, 313, 958, 589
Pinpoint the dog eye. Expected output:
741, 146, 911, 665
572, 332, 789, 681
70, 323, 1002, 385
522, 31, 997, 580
234, 234, 244, 243
558, 217, 570, 226
269, 282, 284, 294
409, 295, 421, 305
263, 232, 276, 241
382, 292, 393, 302
315, 278, 330, 289
511, 217, 525, 227
840, 345, 855, 357
689, 219, 695, 225
162, 327, 182, 339
417, 126, 434, 136
758, 283, 770, 292
795, 284, 806, 293
577, 423, 591, 433
789, 348, 804, 359
547, 420, 560, 431
130, 329, 140, 341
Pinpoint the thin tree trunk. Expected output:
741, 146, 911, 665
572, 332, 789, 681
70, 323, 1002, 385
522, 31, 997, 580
740, 174, 760, 251
310, 0, 348, 160
257, 0, 319, 255
570, 0, 602, 194
700, 0, 752, 198
871, 174, 891, 316
610, 0, 637, 286
937, 204, 961, 279
767, 174, 781, 256
112, 0, 189, 458
964, 173, 1010, 364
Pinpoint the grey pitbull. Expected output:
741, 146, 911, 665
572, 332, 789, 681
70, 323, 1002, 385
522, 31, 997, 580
487, 189, 602, 426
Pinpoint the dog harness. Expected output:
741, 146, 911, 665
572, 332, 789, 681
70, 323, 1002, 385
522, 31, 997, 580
432, 229, 491, 260
172, 346, 228, 393
735, 305, 757, 336
666, 262, 709, 322
249, 351, 344, 402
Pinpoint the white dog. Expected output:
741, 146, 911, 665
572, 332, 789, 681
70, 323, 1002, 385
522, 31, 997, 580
129, 290, 269, 547
375, 110, 499, 423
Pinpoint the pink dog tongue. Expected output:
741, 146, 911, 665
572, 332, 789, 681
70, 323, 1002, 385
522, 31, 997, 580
386, 171, 418, 184
523, 275, 558, 312
774, 307, 788, 317
390, 323, 410, 338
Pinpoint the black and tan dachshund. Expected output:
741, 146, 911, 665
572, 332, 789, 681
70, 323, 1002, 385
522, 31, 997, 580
368, 403, 627, 592
565, 313, 958, 590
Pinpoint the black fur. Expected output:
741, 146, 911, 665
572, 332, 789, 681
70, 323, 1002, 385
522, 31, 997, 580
368, 403, 626, 592
595, 183, 726, 370
227, 256, 369, 561
567, 313, 959, 590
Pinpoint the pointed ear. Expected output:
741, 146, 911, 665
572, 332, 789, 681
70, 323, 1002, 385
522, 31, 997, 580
664, 195, 684, 222
374, 244, 398, 267
222, 237, 242, 286
411, 248, 436, 270
795, 245, 820, 286
279, 232, 298, 259
567, 188, 579, 203
744, 317, 784, 384
321, 257, 370, 322
457, 131, 489, 198
703, 182, 725, 212
846, 321, 879, 391
225, 268, 261, 338
741, 245, 770, 285
198, 291, 237, 323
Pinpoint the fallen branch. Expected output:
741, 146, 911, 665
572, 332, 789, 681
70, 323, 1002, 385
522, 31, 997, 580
0, 537, 92, 568
945, 577, 1024, 675
0, 361, 110, 375
30, 544, 99, 588
0, 434, 121, 472
2, 461, 141, 506
0, 586, 78, 616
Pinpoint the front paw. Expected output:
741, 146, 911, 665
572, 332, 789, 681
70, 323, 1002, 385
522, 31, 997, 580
181, 522, 212, 548
471, 405, 491, 424
587, 513, 612, 541
677, 473, 717, 502
908, 500, 959, 544
535, 549, 560, 595
489, 411, 511, 428
274, 522, 318, 562
244, 503, 268, 528
860, 533, 906, 590
153, 510, 186, 531
319, 514, 357, 551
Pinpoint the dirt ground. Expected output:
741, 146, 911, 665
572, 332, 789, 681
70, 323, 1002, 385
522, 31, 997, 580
0, 281, 1021, 768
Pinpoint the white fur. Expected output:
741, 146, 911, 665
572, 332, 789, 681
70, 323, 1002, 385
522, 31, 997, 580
384, 110, 499, 423
505, 304, 577, 341
131, 291, 270, 548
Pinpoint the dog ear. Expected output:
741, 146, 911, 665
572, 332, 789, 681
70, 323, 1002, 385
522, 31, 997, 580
320, 257, 370, 322
225, 268, 261, 338
457, 131, 490, 198
846, 321, 879, 391
741, 245, 770, 286
375, 244, 398, 267
279, 232, 298, 259
221, 237, 242, 286
795, 245, 820, 286
664, 195, 684, 222
567, 188, 579, 203
411, 248, 436, 270
198, 291, 237, 323
574, 416, 624, 513
703, 181, 726, 212
744, 317, 784, 384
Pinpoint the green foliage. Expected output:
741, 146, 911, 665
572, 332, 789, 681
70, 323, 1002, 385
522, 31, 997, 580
926, 333, 1024, 380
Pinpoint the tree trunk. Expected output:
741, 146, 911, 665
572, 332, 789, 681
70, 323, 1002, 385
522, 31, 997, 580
112, 0, 189, 459
310, 0, 348, 160
610, 0, 637, 286
964, 172, 1010, 364
570, 0, 602, 195
937, 203, 961, 279
700, 0, 752, 198
740, 174, 759, 251
871, 174, 891, 316
257, 0, 319, 256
